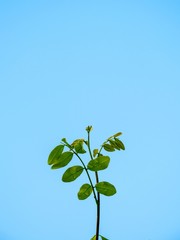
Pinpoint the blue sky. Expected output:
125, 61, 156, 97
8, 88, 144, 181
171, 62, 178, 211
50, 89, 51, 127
0, 1, 180, 240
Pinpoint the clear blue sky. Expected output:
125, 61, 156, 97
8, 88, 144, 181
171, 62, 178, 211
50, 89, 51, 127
0, 1, 180, 240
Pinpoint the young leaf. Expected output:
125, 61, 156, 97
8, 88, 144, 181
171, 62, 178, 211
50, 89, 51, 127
93, 149, 99, 158
108, 132, 122, 140
78, 183, 93, 200
103, 143, 115, 152
51, 151, 73, 169
95, 181, 116, 196
72, 139, 86, 154
113, 132, 122, 137
108, 139, 121, 150
114, 137, 125, 150
48, 145, 64, 165
87, 156, 110, 171
62, 166, 84, 182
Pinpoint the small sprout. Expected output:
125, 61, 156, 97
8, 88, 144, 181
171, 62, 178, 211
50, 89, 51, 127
93, 149, 99, 158
86, 125, 93, 133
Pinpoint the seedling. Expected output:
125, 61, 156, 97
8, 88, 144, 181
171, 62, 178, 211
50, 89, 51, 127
47, 126, 125, 240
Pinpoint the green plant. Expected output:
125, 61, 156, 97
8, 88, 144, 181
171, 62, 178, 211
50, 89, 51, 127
47, 126, 125, 240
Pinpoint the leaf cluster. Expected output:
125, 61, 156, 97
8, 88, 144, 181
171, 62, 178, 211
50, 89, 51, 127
48, 127, 125, 200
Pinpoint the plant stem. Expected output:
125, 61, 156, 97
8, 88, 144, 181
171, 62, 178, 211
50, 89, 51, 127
95, 172, 100, 240
64, 142, 98, 204
87, 131, 100, 240
72, 149, 97, 204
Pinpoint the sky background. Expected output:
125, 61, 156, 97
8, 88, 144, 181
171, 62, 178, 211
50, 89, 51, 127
0, 1, 180, 240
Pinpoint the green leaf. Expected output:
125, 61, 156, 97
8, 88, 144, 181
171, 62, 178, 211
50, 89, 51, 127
108, 132, 122, 140
93, 149, 99, 158
74, 142, 86, 154
113, 132, 122, 137
100, 235, 109, 240
51, 151, 73, 169
108, 139, 121, 150
95, 181, 116, 196
75, 141, 86, 154
78, 183, 93, 200
90, 236, 96, 240
61, 138, 66, 143
90, 235, 109, 240
114, 138, 125, 150
71, 139, 86, 154
62, 166, 84, 182
87, 156, 110, 171
103, 143, 115, 152
48, 145, 64, 165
